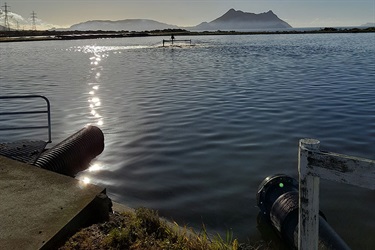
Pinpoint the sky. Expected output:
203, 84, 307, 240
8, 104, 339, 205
1, 0, 374, 29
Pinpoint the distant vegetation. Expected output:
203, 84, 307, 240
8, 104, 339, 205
0, 27, 374, 42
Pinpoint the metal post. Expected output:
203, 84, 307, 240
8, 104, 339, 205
298, 139, 320, 250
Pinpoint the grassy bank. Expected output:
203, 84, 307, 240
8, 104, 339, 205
59, 207, 269, 250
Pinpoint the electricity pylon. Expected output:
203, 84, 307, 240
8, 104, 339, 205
1, 2, 11, 31
31, 11, 37, 30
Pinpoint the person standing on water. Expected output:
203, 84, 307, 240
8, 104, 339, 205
171, 34, 175, 44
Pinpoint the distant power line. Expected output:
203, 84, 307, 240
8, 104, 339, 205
31, 11, 37, 30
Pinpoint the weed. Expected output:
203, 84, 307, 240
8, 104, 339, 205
60, 207, 265, 250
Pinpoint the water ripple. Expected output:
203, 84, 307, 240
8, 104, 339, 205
1, 34, 374, 248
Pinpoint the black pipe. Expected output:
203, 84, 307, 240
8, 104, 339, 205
34, 125, 104, 177
256, 212, 290, 250
256, 174, 350, 250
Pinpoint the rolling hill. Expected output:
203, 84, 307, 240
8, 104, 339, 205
66, 9, 292, 31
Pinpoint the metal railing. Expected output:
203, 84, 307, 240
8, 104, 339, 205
298, 138, 375, 249
0, 95, 52, 143
162, 39, 192, 47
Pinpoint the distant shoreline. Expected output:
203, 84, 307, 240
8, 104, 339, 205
0, 27, 374, 43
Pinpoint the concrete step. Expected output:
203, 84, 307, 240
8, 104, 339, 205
0, 156, 110, 250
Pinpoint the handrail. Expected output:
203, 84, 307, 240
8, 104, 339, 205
162, 39, 192, 47
0, 95, 52, 143
298, 139, 375, 249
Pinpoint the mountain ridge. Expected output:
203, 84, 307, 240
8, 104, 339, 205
68, 19, 179, 31
192, 9, 292, 30
66, 9, 292, 31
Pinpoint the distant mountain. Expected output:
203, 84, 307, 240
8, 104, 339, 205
67, 9, 291, 31
191, 9, 292, 30
361, 22, 375, 27
1, 8, 293, 32
68, 19, 179, 31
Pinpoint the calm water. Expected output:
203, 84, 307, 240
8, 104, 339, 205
1, 33, 374, 249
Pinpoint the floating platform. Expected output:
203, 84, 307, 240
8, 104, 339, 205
162, 39, 192, 47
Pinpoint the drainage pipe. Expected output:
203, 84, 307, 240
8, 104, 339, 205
256, 174, 350, 250
34, 125, 104, 177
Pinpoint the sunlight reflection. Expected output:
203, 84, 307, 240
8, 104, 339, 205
82, 177, 91, 184
75, 44, 111, 129
91, 97, 100, 103
72, 45, 152, 55
88, 163, 103, 172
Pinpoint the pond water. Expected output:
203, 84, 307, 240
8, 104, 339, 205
1, 33, 374, 248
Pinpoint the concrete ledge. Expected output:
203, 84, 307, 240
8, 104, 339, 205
0, 156, 110, 249
112, 201, 134, 214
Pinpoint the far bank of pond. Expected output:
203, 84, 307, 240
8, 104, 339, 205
0, 27, 374, 43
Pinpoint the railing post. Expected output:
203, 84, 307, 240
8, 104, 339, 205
298, 139, 320, 250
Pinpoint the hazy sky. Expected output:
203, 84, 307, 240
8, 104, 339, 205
2, 0, 375, 28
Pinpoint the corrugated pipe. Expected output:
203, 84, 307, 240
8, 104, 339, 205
256, 174, 350, 250
34, 125, 104, 177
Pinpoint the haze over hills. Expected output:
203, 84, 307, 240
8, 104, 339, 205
65, 9, 292, 31
2, 8, 374, 32
68, 19, 179, 32
361, 22, 375, 27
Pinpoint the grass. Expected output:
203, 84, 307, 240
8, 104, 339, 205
59, 207, 270, 250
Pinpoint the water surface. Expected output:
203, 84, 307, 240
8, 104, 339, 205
1, 33, 374, 248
